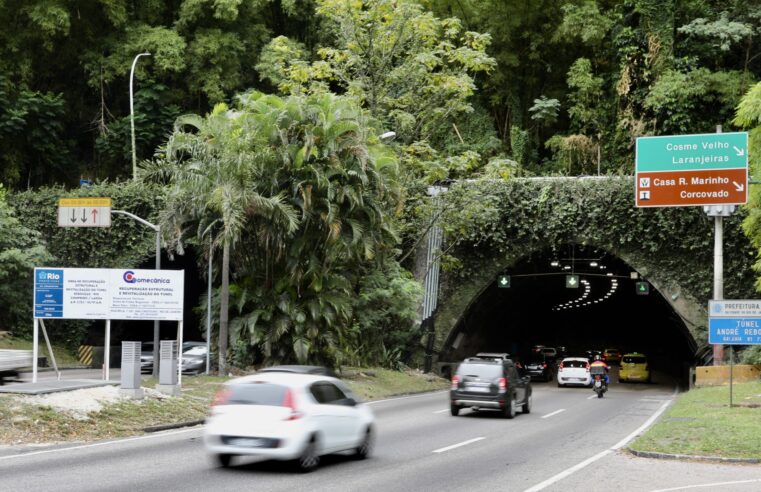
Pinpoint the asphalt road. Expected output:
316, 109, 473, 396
0, 371, 715, 492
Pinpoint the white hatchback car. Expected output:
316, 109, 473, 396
556, 357, 592, 387
204, 371, 375, 472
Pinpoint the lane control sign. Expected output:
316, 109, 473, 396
58, 197, 112, 227
497, 275, 511, 288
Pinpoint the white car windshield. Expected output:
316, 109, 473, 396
184, 346, 206, 356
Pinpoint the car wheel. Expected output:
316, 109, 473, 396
522, 393, 532, 414
503, 394, 516, 419
450, 404, 460, 416
295, 436, 320, 473
354, 427, 373, 460
215, 453, 233, 468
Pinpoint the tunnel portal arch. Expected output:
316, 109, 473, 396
424, 177, 756, 373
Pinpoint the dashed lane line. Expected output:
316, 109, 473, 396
541, 409, 566, 419
432, 437, 485, 454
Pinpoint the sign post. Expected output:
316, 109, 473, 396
708, 300, 761, 407
636, 129, 748, 366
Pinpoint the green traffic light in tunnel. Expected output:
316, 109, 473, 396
497, 274, 510, 288
636, 281, 650, 295
565, 274, 579, 288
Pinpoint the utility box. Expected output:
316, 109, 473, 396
159, 340, 178, 385
156, 340, 180, 396
119, 342, 143, 399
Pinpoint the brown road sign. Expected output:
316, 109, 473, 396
635, 168, 747, 207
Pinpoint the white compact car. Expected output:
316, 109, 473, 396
556, 357, 592, 387
204, 371, 375, 472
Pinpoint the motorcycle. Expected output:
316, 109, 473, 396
592, 374, 607, 398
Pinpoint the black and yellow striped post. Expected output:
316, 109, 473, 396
78, 345, 94, 367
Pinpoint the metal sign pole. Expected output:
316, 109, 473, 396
105, 319, 111, 381
32, 318, 39, 383
39, 319, 60, 380
730, 345, 734, 408
177, 320, 183, 387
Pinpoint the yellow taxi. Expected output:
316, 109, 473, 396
619, 353, 650, 383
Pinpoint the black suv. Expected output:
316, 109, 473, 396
450, 356, 532, 419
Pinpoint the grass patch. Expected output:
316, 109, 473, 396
341, 367, 449, 401
0, 367, 447, 445
630, 381, 761, 459
0, 336, 81, 367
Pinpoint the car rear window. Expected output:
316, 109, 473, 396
225, 383, 288, 406
623, 356, 647, 364
457, 363, 502, 379
562, 360, 587, 368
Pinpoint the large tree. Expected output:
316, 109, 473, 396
149, 91, 402, 367
147, 103, 299, 375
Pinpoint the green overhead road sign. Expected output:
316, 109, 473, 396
636, 132, 748, 172
497, 275, 510, 288
566, 275, 579, 288
636, 281, 650, 295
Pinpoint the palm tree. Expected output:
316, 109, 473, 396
144, 104, 298, 375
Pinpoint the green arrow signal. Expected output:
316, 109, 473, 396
636, 281, 649, 295
566, 275, 579, 288
497, 275, 510, 288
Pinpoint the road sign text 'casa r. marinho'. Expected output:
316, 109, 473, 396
635, 132, 748, 208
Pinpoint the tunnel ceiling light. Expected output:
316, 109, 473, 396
563, 265, 571, 270
551, 261, 560, 267
606, 272, 613, 276
590, 261, 598, 267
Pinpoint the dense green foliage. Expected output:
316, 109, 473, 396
0, 185, 51, 335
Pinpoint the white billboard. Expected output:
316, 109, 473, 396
34, 268, 184, 321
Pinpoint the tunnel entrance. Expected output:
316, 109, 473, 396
439, 245, 697, 387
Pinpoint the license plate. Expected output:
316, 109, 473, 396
467, 386, 490, 393
231, 438, 264, 447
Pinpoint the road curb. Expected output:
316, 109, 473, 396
143, 419, 205, 433
625, 447, 761, 464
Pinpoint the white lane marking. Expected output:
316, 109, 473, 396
524, 450, 612, 492
432, 437, 484, 454
541, 409, 566, 419
611, 397, 672, 450
367, 390, 447, 405
587, 395, 597, 400
524, 386, 677, 492
433, 409, 449, 414
649, 479, 761, 492
0, 426, 202, 462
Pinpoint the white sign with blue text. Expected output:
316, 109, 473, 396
709, 300, 761, 345
34, 268, 184, 321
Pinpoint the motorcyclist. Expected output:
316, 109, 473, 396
590, 355, 610, 387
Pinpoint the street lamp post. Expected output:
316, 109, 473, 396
112, 209, 162, 377
130, 52, 151, 181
